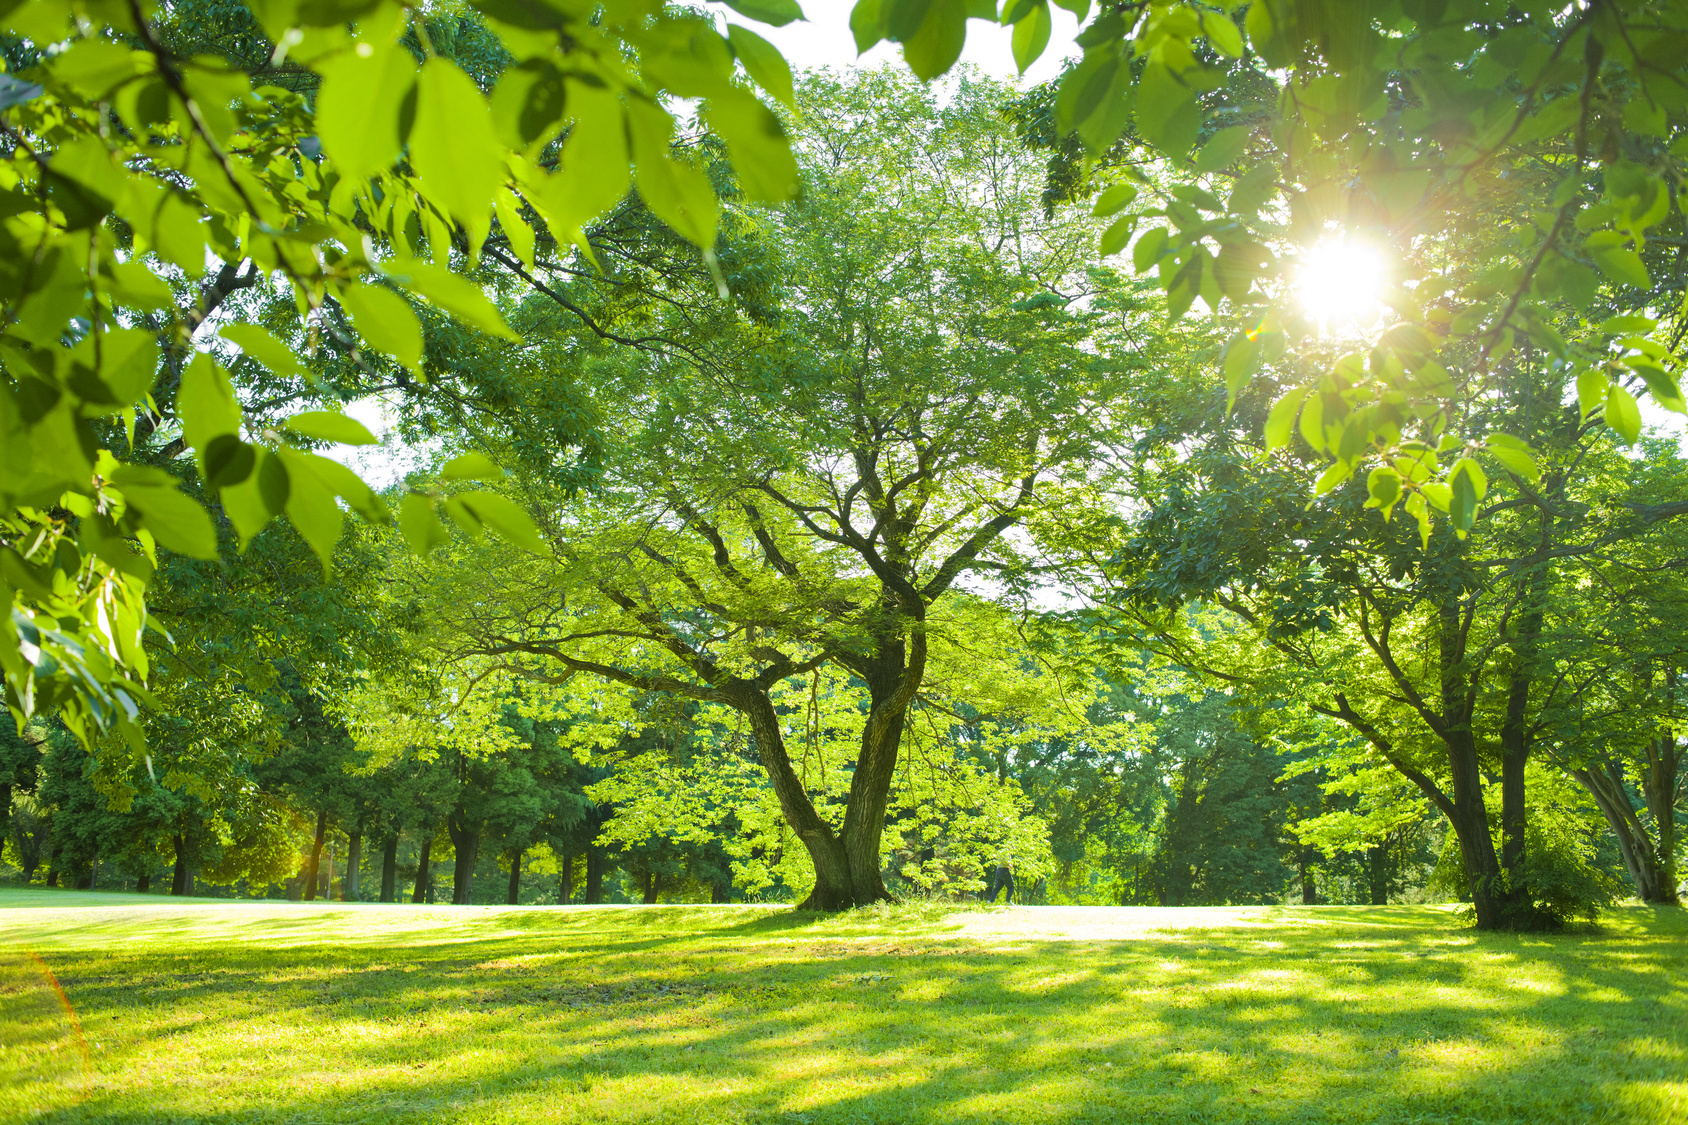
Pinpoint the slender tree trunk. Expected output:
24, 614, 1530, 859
343, 834, 363, 901
740, 690, 856, 909
585, 846, 606, 904
45, 842, 59, 887
558, 850, 573, 905
1435, 600, 1508, 929
304, 808, 328, 901
641, 870, 659, 904
171, 834, 191, 896
411, 834, 433, 904
0, 782, 10, 849
1299, 856, 1316, 905
448, 814, 479, 905
506, 849, 522, 905
380, 834, 399, 903
1576, 761, 1676, 903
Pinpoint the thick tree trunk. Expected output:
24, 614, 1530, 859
1641, 728, 1680, 905
448, 815, 480, 905
411, 835, 433, 904
585, 847, 606, 903
304, 808, 328, 901
171, 834, 191, 896
558, 850, 573, 905
1433, 601, 1509, 929
343, 834, 362, 901
1366, 843, 1389, 905
641, 870, 659, 905
837, 636, 926, 909
380, 835, 399, 903
507, 849, 522, 905
1299, 857, 1316, 905
136, 872, 150, 894
711, 877, 732, 903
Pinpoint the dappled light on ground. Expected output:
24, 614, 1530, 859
2, 890, 1684, 1124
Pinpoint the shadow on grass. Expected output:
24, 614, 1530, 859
9, 903, 1687, 1124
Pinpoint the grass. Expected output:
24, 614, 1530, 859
1, 889, 1684, 1124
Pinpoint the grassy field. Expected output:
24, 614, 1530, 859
1, 889, 1684, 1124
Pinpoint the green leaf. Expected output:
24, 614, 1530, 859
1364, 465, 1401, 517
702, 88, 799, 204
1011, 2, 1051, 74
1222, 333, 1260, 409
1092, 182, 1138, 217
1485, 434, 1540, 482
441, 452, 508, 481
288, 450, 389, 524
285, 411, 379, 446
219, 324, 307, 383
1632, 363, 1687, 414
1135, 58, 1201, 161
727, 23, 794, 105
1132, 226, 1169, 273
1098, 215, 1135, 256
1605, 383, 1642, 444
1449, 464, 1478, 535
524, 82, 630, 244
899, 0, 968, 80
1298, 390, 1325, 454
493, 186, 536, 269
1575, 366, 1606, 420
1264, 386, 1308, 451
219, 449, 283, 546
277, 449, 344, 571
339, 284, 425, 372
111, 468, 218, 559
1193, 126, 1249, 173
1585, 232, 1651, 289
314, 37, 415, 183
850, 0, 888, 52
178, 353, 242, 470
1200, 10, 1243, 57
381, 257, 517, 340
400, 492, 451, 556
448, 490, 547, 554
1313, 459, 1351, 495
411, 59, 503, 259
628, 100, 721, 248
723, 0, 804, 26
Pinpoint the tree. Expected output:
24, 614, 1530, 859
419, 69, 1137, 909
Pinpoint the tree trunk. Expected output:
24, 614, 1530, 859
171, 834, 191, 896
448, 814, 479, 905
558, 850, 573, 905
411, 834, 433, 904
343, 834, 362, 901
0, 781, 10, 849
712, 877, 732, 904
506, 849, 522, 905
1366, 843, 1390, 905
1641, 727, 1681, 905
585, 846, 606, 904
45, 842, 59, 887
304, 807, 328, 901
836, 636, 926, 909
1299, 856, 1316, 905
1433, 600, 1509, 929
1576, 762, 1676, 904
741, 689, 857, 910
380, 834, 399, 903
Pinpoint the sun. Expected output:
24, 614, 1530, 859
1295, 238, 1389, 331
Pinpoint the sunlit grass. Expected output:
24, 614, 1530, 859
2, 889, 1684, 1123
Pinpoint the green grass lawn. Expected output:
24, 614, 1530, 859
1, 889, 1684, 1124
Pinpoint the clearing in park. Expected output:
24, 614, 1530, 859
2, 890, 1685, 1125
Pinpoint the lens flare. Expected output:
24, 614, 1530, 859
1295, 238, 1388, 330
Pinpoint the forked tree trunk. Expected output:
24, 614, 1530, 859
343, 834, 362, 901
740, 691, 855, 909
507, 849, 522, 905
411, 835, 433, 903
304, 808, 328, 901
1576, 751, 1680, 905
380, 835, 399, 903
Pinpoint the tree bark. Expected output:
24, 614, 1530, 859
1299, 856, 1316, 905
136, 872, 150, 894
343, 834, 362, 901
411, 834, 433, 904
380, 834, 399, 903
558, 850, 573, 905
641, 869, 659, 904
836, 632, 926, 909
171, 834, 191, 896
1366, 843, 1389, 905
304, 808, 328, 901
585, 846, 606, 903
506, 849, 523, 905
740, 689, 856, 910
1575, 759, 1678, 904
448, 814, 480, 905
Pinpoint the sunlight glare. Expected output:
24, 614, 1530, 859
1295, 238, 1388, 331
